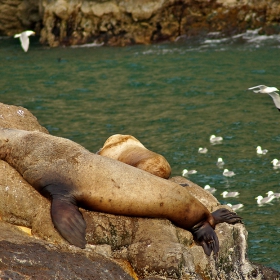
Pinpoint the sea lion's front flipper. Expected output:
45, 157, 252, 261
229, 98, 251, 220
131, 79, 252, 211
211, 208, 242, 225
40, 181, 87, 248
191, 221, 219, 256
51, 197, 86, 248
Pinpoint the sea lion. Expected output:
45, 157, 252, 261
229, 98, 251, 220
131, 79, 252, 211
97, 134, 171, 179
0, 128, 241, 255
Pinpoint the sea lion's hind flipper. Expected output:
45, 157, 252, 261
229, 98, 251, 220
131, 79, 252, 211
191, 222, 219, 256
51, 197, 86, 248
211, 208, 242, 225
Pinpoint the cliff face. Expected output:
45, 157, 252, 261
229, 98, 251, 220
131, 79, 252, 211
1, 0, 280, 46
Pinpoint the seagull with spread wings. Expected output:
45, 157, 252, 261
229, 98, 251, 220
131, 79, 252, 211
14, 30, 35, 52
248, 85, 280, 111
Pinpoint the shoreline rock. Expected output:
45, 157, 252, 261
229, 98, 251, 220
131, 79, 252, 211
0, 102, 280, 279
1, 0, 280, 47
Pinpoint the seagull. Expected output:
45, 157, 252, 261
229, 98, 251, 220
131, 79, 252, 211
198, 147, 208, 154
227, 203, 244, 211
216, 157, 225, 168
204, 185, 216, 193
248, 85, 280, 111
221, 191, 239, 198
14, 30, 35, 52
271, 159, 280, 167
223, 169, 235, 177
256, 195, 275, 205
182, 169, 197, 176
210, 135, 223, 143
256, 146, 268, 155
266, 191, 280, 198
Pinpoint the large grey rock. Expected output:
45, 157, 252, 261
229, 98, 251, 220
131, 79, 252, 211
0, 221, 135, 280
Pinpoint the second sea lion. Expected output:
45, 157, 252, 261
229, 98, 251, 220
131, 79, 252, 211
97, 134, 171, 179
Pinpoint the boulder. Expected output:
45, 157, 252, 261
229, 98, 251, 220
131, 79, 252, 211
0, 103, 280, 279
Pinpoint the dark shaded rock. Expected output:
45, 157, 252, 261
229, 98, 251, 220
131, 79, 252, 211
0, 221, 134, 280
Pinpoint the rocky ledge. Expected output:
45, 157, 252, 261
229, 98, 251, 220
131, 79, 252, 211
1, 0, 280, 47
0, 102, 279, 279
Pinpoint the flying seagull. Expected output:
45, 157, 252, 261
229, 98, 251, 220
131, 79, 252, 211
14, 30, 35, 52
248, 85, 280, 111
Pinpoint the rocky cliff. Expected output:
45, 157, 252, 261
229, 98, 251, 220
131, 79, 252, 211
1, 0, 280, 47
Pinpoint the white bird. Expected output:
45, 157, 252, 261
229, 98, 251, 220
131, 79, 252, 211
227, 203, 244, 211
256, 195, 275, 205
223, 169, 235, 177
198, 147, 208, 154
210, 135, 223, 143
182, 169, 197, 177
221, 191, 239, 198
256, 146, 268, 155
14, 30, 35, 52
216, 157, 225, 168
271, 159, 280, 167
248, 85, 280, 111
266, 191, 280, 198
204, 185, 216, 193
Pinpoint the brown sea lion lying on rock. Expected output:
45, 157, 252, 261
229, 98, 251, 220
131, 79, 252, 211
0, 128, 241, 255
97, 134, 171, 179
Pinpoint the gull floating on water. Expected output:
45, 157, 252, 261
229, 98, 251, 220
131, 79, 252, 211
198, 147, 208, 154
217, 157, 225, 168
210, 135, 223, 143
266, 191, 280, 198
204, 185, 216, 194
223, 169, 235, 177
182, 169, 197, 177
221, 191, 239, 198
256, 195, 275, 205
248, 85, 280, 111
271, 159, 280, 168
227, 203, 244, 211
256, 146, 268, 155
14, 30, 35, 52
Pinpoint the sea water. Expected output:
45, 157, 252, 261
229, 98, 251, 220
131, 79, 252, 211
1, 30, 280, 271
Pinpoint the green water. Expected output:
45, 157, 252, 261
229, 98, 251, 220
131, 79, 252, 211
1, 34, 280, 271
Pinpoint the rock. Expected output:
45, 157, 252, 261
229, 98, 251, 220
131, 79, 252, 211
0, 102, 48, 133
0, 221, 135, 280
1, 0, 280, 47
0, 102, 280, 279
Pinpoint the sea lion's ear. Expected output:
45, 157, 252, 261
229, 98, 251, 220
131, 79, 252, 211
50, 193, 86, 248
